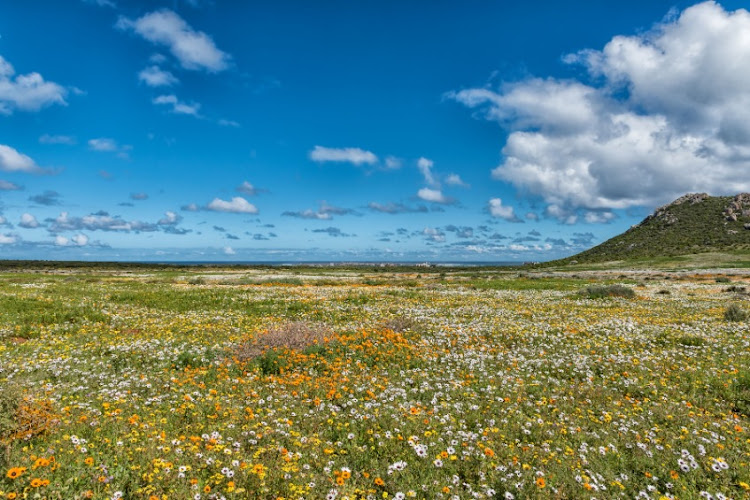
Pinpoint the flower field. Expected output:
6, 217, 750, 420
0, 266, 748, 499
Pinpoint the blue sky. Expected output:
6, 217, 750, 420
1, 0, 749, 262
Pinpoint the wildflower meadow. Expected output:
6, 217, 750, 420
0, 266, 748, 499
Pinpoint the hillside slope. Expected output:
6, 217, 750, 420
560, 193, 750, 264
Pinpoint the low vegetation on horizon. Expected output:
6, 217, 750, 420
0, 265, 748, 499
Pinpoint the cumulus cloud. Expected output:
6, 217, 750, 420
417, 187, 453, 204
152, 94, 201, 116
488, 198, 521, 222
0, 233, 18, 245
19, 213, 40, 229
445, 174, 469, 187
138, 65, 179, 87
236, 181, 261, 196
284, 209, 331, 220
55, 233, 89, 247
309, 146, 378, 166
206, 197, 258, 214
116, 9, 230, 72
0, 55, 67, 114
416, 157, 437, 187
223, 246, 236, 255
451, 2, 750, 213
422, 227, 445, 243
0, 145, 51, 175
46, 211, 188, 235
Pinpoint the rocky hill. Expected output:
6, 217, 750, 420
560, 193, 750, 264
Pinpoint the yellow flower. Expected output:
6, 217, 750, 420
30, 478, 43, 488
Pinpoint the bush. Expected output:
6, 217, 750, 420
236, 321, 330, 362
716, 277, 731, 283
0, 383, 58, 466
579, 284, 636, 299
724, 303, 748, 322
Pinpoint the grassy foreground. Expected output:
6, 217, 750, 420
0, 265, 748, 499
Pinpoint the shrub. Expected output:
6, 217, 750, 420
579, 284, 636, 299
0, 383, 58, 466
381, 316, 418, 333
724, 303, 748, 322
716, 276, 731, 283
236, 321, 330, 362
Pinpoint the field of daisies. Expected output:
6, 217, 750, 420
0, 266, 748, 499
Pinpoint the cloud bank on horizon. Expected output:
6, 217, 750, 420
0, 1, 748, 261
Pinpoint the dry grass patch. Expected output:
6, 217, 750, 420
236, 321, 331, 361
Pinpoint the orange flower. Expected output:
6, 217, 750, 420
536, 477, 546, 488
84, 457, 94, 466
30, 478, 43, 488
374, 477, 385, 486
670, 470, 679, 480
6, 467, 26, 480
7, 493, 18, 500
203, 485, 211, 493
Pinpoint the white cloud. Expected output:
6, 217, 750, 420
138, 65, 179, 87
417, 187, 452, 204
445, 173, 469, 187
0, 55, 67, 114
39, 134, 76, 145
451, 2, 750, 213
422, 227, 445, 243
0, 233, 17, 245
153, 94, 201, 116
158, 211, 181, 225
584, 211, 616, 224
71, 233, 89, 246
88, 138, 118, 152
206, 197, 258, 214
236, 181, 258, 195
54, 235, 69, 246
116, 9, 230, 72
416, 157, 437, 187
19, 213, 40, 229
223, 246, 236, 255
488, 198, 520, 222
0, 145, 44, 173
309, 146, 378, 166
0, 180, 21, 190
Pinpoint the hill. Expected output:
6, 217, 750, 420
557, 193, 750, 265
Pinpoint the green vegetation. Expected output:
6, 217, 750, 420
0, 264, 748, 499
578, 284, 636, 299
724, 303, 748, 322
550, 194, 750, 266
